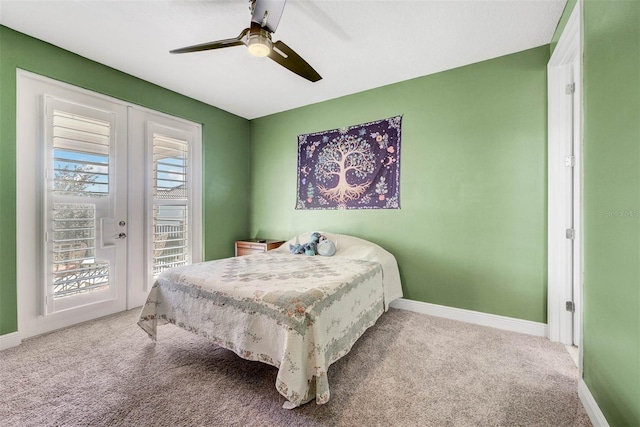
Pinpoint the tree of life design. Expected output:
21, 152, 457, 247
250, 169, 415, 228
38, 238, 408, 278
314, 134, 376, 202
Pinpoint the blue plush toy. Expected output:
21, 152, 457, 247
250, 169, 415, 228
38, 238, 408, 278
289, 232, 322, 256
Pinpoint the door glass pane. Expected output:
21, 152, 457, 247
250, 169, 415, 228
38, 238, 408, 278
54, 149, 109, 196
49, 107, 112, 303
153, 205, 188, 276
53, 110, 110, 154
153, 133, 187, 198
52, 203, 109, 298
52, 109, 110, 196
151, 131, 190, 278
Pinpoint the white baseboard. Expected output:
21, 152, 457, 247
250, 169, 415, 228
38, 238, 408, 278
0, 331, 22, 350
578, 379, 609, 427
389, 298, 548, 337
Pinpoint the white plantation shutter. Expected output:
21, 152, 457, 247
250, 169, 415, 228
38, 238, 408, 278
53, 110, 110, 197
53, 110, 110, 154
152, 132, 190, 276
48, 107, 113, 302
52, 204, 109, 298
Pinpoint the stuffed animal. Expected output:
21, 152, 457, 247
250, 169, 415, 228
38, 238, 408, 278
289, 232, 322, 256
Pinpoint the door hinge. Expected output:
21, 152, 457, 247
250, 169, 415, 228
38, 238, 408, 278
566, 301, 575, 312
565, 156, 575, 167
566, 228, 575, 240
566, 82, 575, 95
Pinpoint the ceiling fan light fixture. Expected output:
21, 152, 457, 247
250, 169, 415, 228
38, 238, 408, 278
247, 32, 272, 57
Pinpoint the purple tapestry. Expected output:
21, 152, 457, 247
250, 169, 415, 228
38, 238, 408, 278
296, 116, 402, 210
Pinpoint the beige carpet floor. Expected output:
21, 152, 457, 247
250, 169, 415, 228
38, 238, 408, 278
0, 308, 591, 427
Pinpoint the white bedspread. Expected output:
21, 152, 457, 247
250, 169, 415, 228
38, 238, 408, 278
138, 233, 402, 407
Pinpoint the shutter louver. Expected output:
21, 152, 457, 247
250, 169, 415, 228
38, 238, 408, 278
152, 133, 189, 276
52, 203, 109, 298
50, 109, 111, 299
53, 110, 110, 197
153, 134, 187, 199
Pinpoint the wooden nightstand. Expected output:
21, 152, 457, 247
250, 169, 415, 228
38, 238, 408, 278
235, 239, 285, 257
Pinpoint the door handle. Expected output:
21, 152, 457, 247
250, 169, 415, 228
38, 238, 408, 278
116, 232, 127, 239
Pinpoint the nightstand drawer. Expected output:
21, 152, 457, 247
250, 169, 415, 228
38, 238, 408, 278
235, 239, 284, 257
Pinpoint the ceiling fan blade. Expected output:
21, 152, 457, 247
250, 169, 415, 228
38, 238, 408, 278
268, 40, 322, 82
170, 28, 249, 54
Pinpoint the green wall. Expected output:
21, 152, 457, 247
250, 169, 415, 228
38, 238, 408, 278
552, 0, 640, 423
0, 26, 251, 335
250, 46, 549, 323
582, 1, 640, 425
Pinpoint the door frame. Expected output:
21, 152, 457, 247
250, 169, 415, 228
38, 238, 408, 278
547, 0, 583, 364
16, 70, 129, 338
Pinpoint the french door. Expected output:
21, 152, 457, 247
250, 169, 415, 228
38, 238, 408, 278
17, 71, 201, 338
43, 96, 129, 315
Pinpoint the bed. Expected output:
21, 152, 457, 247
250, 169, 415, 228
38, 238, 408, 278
137, 232, 402, 408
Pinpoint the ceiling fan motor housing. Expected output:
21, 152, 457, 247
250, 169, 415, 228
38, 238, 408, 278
250, 0, 286, 33
247, 25, 273, 57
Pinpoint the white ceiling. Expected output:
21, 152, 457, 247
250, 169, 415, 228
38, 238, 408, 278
0, 0, 566, 119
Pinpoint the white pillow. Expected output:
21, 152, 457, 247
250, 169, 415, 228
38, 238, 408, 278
272, 231, 403, 310
317, 239, 336, 256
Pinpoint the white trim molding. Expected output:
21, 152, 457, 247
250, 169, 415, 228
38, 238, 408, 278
547, 0, 583, 347
0, 331, 22, 351
578, 379, 610, 427
389, 298, 548, 337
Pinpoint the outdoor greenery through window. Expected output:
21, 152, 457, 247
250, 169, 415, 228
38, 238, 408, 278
54, 150, 109, 196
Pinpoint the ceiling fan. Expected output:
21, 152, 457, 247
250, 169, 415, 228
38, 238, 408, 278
170, 0, 322, 83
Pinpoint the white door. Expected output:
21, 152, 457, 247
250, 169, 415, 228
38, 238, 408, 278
18, 72, 128, 337
562, 63, 581, 346
43, 97, 128, 315
126, 108, 202, 308
570, 54, 583, 346
547, 1, 583, 353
